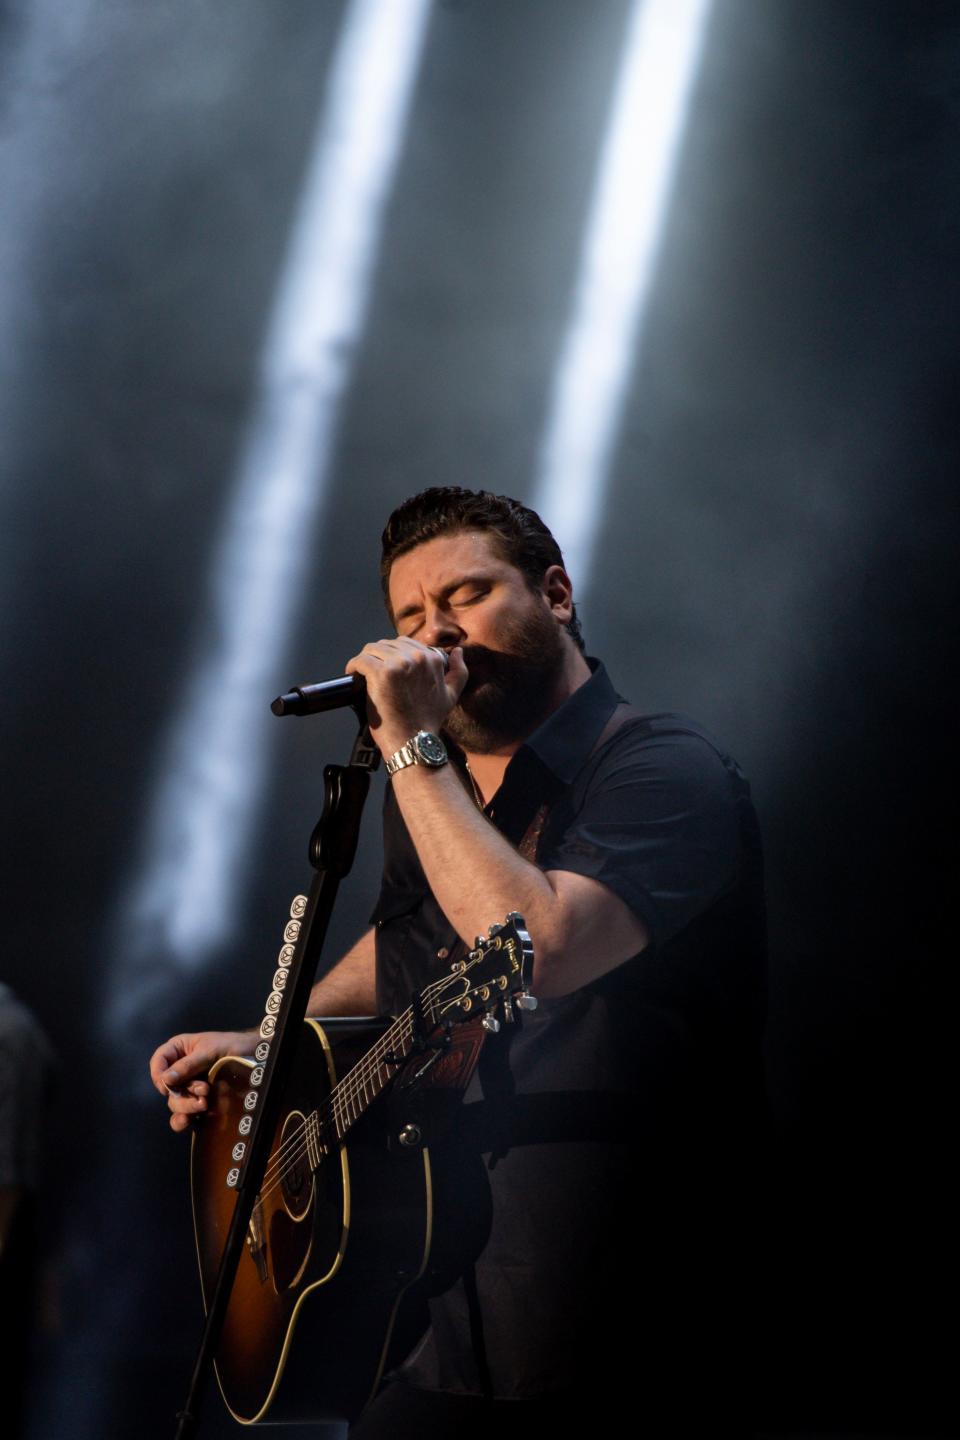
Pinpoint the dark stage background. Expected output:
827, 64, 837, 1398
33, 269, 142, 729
1, 1, 956, 1436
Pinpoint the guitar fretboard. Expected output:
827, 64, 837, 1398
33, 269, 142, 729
319, 994, 439, 1149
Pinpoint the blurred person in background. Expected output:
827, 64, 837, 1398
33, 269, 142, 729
1, 983, 54, 1438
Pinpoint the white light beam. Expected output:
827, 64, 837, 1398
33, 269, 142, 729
533, 0, 712, 589
109, 0, 432, 1032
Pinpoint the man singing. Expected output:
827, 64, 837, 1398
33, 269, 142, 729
151, 487, 767, 1436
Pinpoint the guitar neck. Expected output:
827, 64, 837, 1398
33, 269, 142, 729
322, 998, 436, 1146
290, 916, 532, 1159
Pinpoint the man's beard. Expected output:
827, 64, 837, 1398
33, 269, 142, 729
442, 608, 568, 754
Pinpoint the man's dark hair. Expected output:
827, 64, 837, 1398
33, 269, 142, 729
380, 487, 585, 653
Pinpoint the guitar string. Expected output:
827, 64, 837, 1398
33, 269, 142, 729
255, 1009, 416, 1192
254, 945, 525, 1202
255, 976, 459, 1202
251, 937, 527, 1203
255, 973, 447, 1188
254, 994, 448, 1205
253, 968, 461, 1198
256, 1018, 411, 1195
256, 956, 473, 1183
247, 936, 525, 1193
322, 955, 498, 1125
255, 937, 527, 1200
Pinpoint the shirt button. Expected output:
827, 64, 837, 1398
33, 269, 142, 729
436, 947, 449, 960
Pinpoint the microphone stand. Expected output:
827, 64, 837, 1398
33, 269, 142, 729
173, 702, 380, 1440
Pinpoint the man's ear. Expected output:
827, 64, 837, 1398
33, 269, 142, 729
541, 564, 575, 622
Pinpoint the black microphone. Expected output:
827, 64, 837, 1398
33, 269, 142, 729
271, 648, 450, 717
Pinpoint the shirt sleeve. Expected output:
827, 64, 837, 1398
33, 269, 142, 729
536, 725, 743, 949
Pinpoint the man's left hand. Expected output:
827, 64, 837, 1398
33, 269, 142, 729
345, 639, 468, 755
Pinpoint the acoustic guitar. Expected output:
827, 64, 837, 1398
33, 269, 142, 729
190, 914, 534, 1425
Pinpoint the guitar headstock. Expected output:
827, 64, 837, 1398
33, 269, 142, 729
433, 912, 536, 1033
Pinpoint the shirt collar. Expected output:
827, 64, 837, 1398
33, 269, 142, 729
518, 658, 623, 785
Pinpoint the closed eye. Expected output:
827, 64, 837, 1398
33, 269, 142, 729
398, 596, 482, 635
394, 581, 493, 634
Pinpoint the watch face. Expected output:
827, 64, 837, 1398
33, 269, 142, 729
414, 731, 447, 767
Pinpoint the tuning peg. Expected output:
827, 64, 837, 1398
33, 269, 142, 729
474, 935, 487, 950
502, 995, 515, 1024
489, 922, 502, 937
481, 1012, 501, 1034
515, 992, 538, 1012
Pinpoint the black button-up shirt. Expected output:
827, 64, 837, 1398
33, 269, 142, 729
370, 661, 767, 1401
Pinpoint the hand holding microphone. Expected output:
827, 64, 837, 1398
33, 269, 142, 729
272, 644, 456, 718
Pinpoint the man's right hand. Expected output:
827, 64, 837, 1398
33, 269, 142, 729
149, 1030, 257, 1133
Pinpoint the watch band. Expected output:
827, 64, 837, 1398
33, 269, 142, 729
384, 739, 418, 776
384, 729, 448, 776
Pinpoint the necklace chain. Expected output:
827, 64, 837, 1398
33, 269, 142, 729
464, 760, 485, 809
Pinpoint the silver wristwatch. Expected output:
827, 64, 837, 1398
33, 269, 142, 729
384, 729, 448, 776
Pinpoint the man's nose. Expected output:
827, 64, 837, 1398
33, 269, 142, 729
422, 607, 463, 648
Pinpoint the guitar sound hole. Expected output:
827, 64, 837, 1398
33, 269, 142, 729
279, 1110, 313, 1221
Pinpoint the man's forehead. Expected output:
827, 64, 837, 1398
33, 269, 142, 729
387, 530, 512, 604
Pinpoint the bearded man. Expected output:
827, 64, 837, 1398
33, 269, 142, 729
151, 487, 767, 1437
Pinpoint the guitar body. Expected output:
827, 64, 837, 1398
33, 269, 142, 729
190, 1018, 439, 1425
189, 913, 532, 1426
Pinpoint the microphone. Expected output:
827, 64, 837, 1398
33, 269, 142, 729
271, 648, 450, 717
